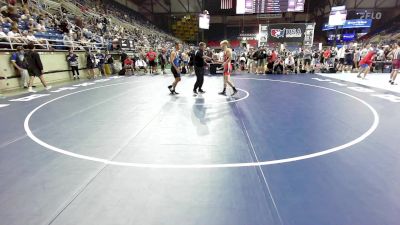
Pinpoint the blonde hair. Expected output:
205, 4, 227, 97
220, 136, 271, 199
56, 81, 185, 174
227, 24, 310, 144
220, 40, 229, 46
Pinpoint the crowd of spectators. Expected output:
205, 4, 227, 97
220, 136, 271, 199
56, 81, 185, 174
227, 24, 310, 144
227, 42, 399, 76
0, 0, 178, 51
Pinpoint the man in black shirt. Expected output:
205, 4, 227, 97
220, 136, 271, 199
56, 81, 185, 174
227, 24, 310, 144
193, 42, 209, 95
26, 42, 52, 92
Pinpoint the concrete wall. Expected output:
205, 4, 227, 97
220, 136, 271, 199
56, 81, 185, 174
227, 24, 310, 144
0, 51, 91, 92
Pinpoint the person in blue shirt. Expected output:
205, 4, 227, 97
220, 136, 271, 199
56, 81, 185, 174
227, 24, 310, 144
168, 42, 182, 95
10, 46, 29, 88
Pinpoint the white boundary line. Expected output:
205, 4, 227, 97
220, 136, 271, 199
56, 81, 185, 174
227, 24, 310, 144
24, 78, 380, 169
233, 102, 284, 225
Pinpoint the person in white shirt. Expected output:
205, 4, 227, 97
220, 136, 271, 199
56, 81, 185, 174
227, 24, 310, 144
337, 46, 346, 72
63, 33, 73, 49
36, 20, 46, 32
135, 59, 147, 73
284, 53, 295, 74
7, 28, 25, 43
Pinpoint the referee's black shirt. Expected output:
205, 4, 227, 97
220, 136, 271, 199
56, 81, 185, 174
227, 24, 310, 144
194, 49, 205, 67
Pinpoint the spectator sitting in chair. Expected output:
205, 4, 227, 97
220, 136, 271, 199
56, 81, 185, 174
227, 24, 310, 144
7, 27, 25, 44
10, 46, 29, 88
273, 57, 284, 74
123, 56, 134, 75
284, 53, 295, 74
135, 58, 148, 74
24, 30, 46, 48
105, 51, 116, 75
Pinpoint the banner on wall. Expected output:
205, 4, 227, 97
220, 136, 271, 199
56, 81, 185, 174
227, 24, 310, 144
322, 19, 372, 31
258, 23, 315, 47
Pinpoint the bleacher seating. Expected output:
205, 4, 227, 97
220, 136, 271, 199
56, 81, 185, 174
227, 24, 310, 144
0, 0, 179, 50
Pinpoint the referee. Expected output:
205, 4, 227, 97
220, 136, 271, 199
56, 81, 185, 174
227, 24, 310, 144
193, 42, 209, 95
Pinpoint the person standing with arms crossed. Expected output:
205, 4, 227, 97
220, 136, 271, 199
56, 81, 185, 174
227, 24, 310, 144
168, 42, 182, 95
193, 42, 210, 95
218, 40, 238, 96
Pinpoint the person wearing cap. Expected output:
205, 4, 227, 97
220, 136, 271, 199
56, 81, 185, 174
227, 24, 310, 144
10, 46, 29, 88
25, 42, 52, 92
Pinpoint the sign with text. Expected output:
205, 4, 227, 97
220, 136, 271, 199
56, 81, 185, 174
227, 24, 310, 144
119, 39, 133, 50
323, 19, 372, 31
258, 23, 315, 46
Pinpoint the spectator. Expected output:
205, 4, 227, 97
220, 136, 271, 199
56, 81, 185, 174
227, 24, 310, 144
66, 49, 80, 80
10, 46, 29, 88
354, 48, 361, 69
303, 48, 312, 73
25, 41, 52, 92
135, 58, 148, 73
96, 50, 106, 77
323, 48, 331, 63
337, 46, 346, 72
273, 57, 284, 74
284, 53, 295, 74
267, 49, 277, 74
105, 51, 116, 75
239, 53, 246, 71
146, 47, 157, 74
123, 55, 134, 75
26, 30, 46, 48
257, 48, 266, 74
63, 33, 74, 50
36, 20, 46, 32
86, 50, 96, 79
231, 49, 237, 71
120, 50, 127, 68
344, 47, 354, 73
188, 47, 195, 75
158, 48, 167, 74
7, 27, 25, 44
181, 52, 189, 74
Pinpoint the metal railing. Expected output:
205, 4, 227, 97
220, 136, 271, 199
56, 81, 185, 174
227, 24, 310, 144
0, 36, 107, 51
